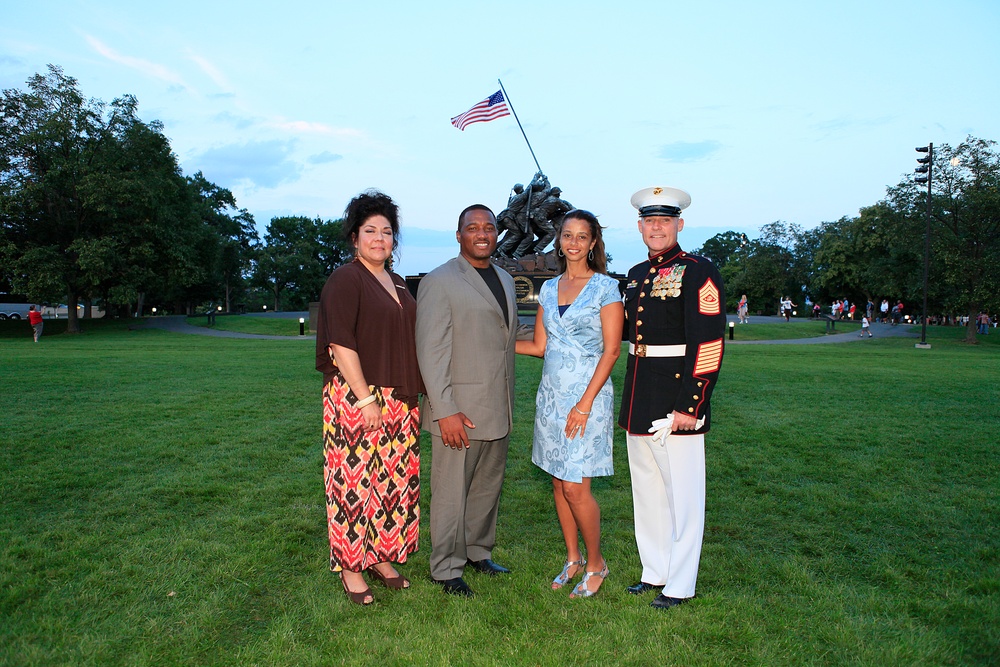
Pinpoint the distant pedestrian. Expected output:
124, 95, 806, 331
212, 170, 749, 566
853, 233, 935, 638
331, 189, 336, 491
737, 294, 749, 324
849, 303, 856, 320
860, 316, 872, 338
880, 299, 889, 323
978, 312, 990, 335
28, 305, 43, 342
780, 296, 796, 322
813, 303, 821, 319
866, 300, 874, 320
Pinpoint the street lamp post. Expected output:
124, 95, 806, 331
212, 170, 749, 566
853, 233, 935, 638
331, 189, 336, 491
914, 144, 932, 349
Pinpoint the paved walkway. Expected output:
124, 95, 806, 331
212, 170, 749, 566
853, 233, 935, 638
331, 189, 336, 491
143, 316, 314, 340
144, 314, 917, 345
724, 315, 917, 345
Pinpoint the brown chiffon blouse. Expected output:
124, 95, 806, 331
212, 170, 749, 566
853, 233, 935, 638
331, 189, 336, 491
315, 260, 424, 403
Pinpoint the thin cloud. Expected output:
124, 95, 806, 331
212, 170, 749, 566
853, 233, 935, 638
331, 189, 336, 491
189, 140, 301, 189
308, 151, 343, 165
84, 35, 190, 91
269, 118, 365, 138
658, 140, 723, 163
189, 53, 232, 93
810, 115, 896, 133
213, 111, 257, 130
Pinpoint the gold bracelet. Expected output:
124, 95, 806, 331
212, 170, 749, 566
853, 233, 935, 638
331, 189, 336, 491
356, 394, 377, 409
573, 405, 591, 416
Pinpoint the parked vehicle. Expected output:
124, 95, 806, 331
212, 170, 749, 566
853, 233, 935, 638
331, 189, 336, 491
0, 296, 105, 319
0, 295, 32, 320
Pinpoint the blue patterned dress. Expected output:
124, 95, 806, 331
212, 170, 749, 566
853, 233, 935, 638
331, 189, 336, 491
532, 273, 621, 483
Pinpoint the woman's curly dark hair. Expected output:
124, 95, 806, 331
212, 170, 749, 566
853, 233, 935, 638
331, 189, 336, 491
343, 189, 400, 261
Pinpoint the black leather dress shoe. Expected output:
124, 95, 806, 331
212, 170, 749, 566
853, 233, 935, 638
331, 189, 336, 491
467, 559, 511, 575
434, 576, 475, 597
626, 581, 659, 595
650, 594, 688, 610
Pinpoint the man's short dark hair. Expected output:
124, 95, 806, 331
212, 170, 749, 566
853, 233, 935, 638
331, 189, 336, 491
457, 204, 495, 231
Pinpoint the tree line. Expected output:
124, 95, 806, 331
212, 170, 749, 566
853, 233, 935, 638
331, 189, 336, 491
694, 136, 1000, 343
0, 66, 350, 333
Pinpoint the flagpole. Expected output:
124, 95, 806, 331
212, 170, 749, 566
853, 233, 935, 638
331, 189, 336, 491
497, 78, 542, 173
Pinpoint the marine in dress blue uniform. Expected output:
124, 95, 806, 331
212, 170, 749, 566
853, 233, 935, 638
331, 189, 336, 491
618, 186, 726, 609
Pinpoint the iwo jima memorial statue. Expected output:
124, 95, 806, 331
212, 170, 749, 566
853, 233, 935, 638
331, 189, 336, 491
490, 170, 590, 308
404, 82, 623, 308
404, 169, 620, 309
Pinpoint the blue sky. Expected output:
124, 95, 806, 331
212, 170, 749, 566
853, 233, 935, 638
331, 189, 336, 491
3, 0, 999, 277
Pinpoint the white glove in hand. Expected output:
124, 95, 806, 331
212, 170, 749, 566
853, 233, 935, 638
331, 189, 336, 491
648, 414, 706, 445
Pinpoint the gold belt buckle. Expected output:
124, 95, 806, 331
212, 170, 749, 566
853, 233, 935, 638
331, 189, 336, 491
635, 343, 647, 357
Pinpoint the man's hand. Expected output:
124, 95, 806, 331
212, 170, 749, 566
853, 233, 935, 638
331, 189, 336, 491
670, 411, 699, 432
438, 412, 476, 449
649, 412, 705, 444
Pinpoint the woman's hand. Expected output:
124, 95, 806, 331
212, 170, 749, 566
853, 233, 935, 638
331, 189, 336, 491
565, 403, 591, 440
360, 401, 383, 432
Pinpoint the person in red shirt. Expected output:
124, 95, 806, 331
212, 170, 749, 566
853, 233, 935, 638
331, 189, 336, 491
28, 305, 43, 342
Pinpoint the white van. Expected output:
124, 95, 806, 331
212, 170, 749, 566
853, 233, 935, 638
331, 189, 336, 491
0, 301, 32, 320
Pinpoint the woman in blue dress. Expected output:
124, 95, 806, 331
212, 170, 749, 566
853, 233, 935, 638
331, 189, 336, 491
516, 210, 624, 598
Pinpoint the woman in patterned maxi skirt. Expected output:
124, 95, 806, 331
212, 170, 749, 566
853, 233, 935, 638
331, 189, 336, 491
316, 190, 424, 605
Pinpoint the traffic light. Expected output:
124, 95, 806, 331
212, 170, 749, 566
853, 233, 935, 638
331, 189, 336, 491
915, 145, 931, 183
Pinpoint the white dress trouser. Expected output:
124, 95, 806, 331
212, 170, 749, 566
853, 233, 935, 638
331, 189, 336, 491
626, 432, 705, 599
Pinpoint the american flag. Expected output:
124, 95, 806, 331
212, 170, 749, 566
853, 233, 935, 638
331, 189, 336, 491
450, 90, 510, 131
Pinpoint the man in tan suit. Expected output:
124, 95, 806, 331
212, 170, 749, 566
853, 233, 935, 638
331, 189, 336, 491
416, 204, 524, 597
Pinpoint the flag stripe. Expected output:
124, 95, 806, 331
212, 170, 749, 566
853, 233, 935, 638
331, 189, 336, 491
450, 90, 510, 131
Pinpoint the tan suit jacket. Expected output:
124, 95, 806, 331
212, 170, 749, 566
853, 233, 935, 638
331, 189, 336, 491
416, 256, 518, 440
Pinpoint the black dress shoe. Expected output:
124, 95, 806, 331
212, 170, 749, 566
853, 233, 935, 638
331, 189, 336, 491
650, 594, 688, 610
626, 581, 659, 595
467, 559, 511, 575
434, 576, 475, 597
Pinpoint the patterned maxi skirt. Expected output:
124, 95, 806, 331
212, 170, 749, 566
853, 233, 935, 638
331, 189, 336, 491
323, 372, 420, 572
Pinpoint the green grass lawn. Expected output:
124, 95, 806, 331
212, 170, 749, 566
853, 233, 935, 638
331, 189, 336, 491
1, 323, 997, 666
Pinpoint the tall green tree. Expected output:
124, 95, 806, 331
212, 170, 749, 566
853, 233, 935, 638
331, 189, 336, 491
183, 172, 258, 313
1, 65, 102, 331
731, 222, 806, 314
695, 230, 748, 269
1, 66, 257, 325
252, 216, 350, 311
886, 136, 1000, 342
0, 66, 197, 330
809, 216, 879, 308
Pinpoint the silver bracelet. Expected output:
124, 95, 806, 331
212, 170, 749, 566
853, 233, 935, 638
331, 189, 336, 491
356, 394, 377, 408
573, 405, 591, 416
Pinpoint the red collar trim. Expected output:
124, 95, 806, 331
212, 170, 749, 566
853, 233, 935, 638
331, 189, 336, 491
650, 245, 684, 267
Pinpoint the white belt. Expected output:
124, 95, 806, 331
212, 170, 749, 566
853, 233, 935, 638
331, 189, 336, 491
628, 343, 686, 358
